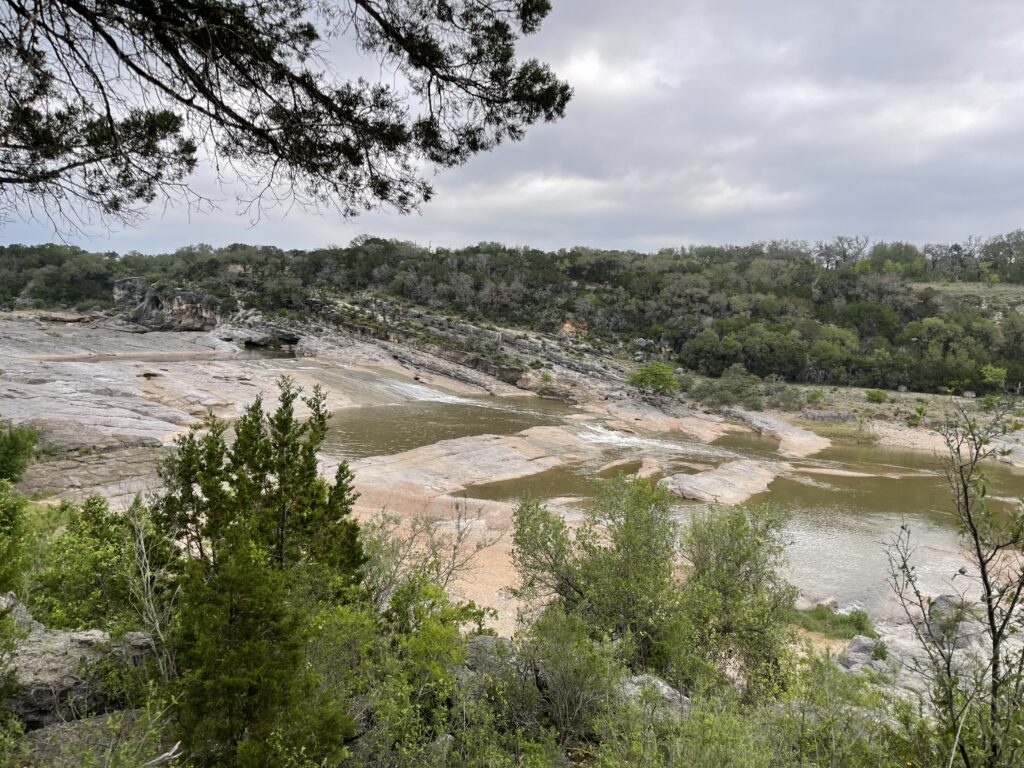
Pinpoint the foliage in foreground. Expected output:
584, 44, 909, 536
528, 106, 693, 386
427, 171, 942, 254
0, 423, 35, 484
4, 388, 1022, 767
511, 479, 797, 698
888, 397, 1024, 768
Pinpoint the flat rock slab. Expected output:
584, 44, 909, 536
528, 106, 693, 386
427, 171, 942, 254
346, 426, 599, 496
727, 409, 831, 458
585, 399, 744, 443
994, 429, 1024, 469
661, 459, 783, 504
17, 446, 168, 509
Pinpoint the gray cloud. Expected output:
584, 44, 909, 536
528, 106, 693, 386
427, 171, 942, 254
8, 0, 1024, 251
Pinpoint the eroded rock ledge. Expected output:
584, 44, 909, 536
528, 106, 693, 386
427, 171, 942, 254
0, 594, 151, 730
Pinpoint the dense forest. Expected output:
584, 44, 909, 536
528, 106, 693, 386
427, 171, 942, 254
4, 233, 1024, 393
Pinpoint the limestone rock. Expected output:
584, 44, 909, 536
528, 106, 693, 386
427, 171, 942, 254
838, 634, 902, 677
726, 408, 831, 458
661, 460, 781, 505
816, 595, 840, 611
0, 593, 151, 729
25, 419, 160, 456
122, 284, 218, 332
802, 410, 855, 423
618, 674, 691, 716
112, 278, 147, 308
927, 594, 982, 650
27, 711, 142, 767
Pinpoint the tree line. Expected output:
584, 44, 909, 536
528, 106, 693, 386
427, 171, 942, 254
5, 234, 1024, 393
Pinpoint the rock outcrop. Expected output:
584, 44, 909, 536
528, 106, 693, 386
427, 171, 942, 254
1, 593, 151, 729
926, 594, 983, 651
838, 634, 902, 677
346, 426, 596, 496
994, 429, 1024, 470
661, 459, 782, 504
726, 409, 831, 458
618, 674, 692, 716
117, 279, 219, 332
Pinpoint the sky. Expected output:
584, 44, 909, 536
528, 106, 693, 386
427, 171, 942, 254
8, 0, 1024, 253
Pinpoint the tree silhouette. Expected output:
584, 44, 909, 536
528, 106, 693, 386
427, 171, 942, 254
0, 0, 571, 231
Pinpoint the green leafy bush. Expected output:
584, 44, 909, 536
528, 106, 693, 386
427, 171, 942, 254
788, 605, 876, 639
0, 483, 25, 593
514, 606, 623, 744
866, 389, 888, 404
681, 506, 796, 699
25, 496, 137, 632
690, 364, 764, 410
628, 361, 679, 396
0, 423, 35, 483
512, 477, 683, 674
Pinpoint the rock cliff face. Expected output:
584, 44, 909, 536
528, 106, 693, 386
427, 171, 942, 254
1, 593, 151, 729
114, 278, 219, 331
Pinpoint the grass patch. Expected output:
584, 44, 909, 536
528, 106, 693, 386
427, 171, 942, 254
789, 605, 876, 640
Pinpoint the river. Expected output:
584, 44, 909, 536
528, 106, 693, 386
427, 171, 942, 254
317, 374, 1024, 621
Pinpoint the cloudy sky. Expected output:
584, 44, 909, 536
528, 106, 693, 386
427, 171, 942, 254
9, 0, 1024, 252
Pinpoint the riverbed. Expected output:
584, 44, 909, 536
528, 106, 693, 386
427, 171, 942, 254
4, 313, 1023, 636
318, 380, 1024, 621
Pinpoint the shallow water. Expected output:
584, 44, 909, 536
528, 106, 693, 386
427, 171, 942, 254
314, 369, 1024, 613
319, 369, 577, 458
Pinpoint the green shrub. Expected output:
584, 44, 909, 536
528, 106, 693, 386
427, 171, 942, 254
763, 377, 804, 411
788, 605, 876, 639
804, 388, 826, 406
512, 478, 683, 674
25, 497, 138, 632
0, 483, 25, 593
871, 640, 888, 661
628, 361, 679, 396
906, 405, 927, 428
0, 423, 36, 483
681, 506, 796, 698
515, 606, 623, 744
690, 364, 764, 410
866, 389, 888, 404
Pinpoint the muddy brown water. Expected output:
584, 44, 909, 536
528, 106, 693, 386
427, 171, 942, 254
315, 377, 1024, 619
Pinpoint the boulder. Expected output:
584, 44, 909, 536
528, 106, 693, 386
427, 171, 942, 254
726, 408, 831, 458
1, 593, 151, 729
27, 711, 139, 767
24, 419, 160, 456
122, 284, 218, 332
618, 674, 691, 716
802, 410, 855, 423
927, 594, 981, 650
793, 593, 815, 612
112, 277, 147, 309
842, 635, 877, 661
838, 634, 902, 676
661, 460, 781, 505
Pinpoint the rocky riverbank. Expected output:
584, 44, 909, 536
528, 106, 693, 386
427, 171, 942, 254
5, 303, 1016, 646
